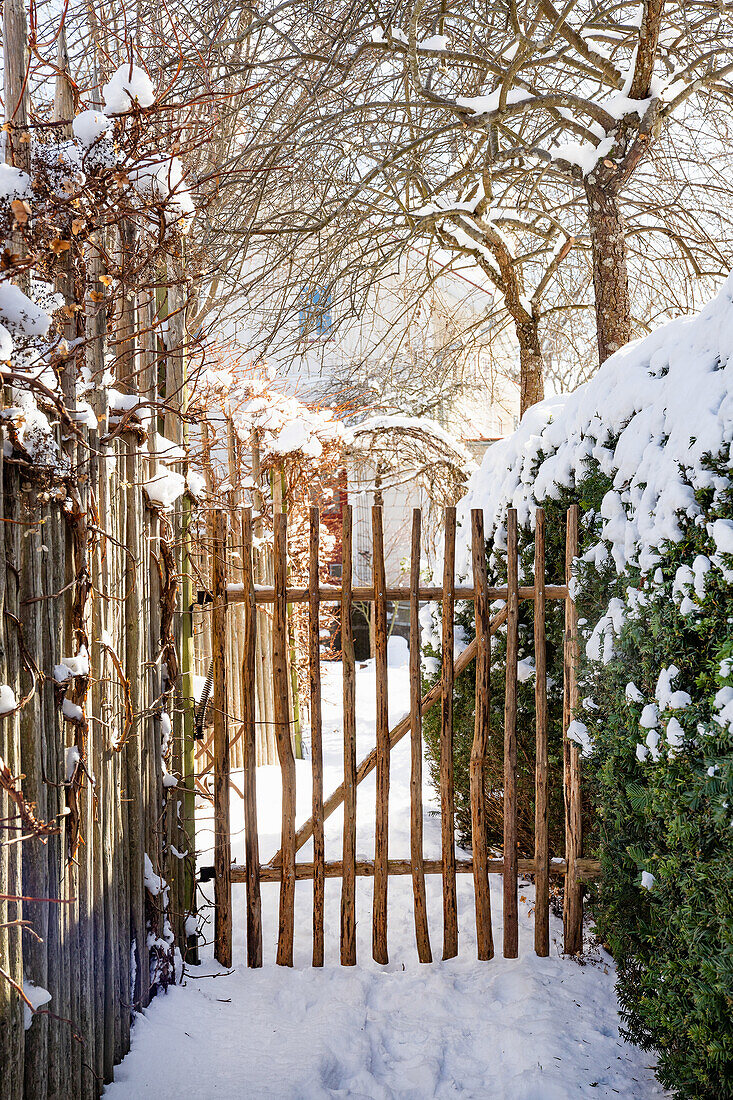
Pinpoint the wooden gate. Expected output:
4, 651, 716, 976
205, 502, 598, 969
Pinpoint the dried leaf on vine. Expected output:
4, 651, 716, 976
11, 200, 30, 225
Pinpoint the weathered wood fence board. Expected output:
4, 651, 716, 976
211, 503, 592, 970
340, 505, 357, 966
241, 508, 263, 969
470, 509, 494, 962
534, 509, 550, 957
503, 508, 520, 959
308, 507, 325, 968
563, 504, 583, 954
273, 512, 296, 967
0, 427, 196, 1099
409, 510, 432, 964
440, 507, 458, 961
371, 506, 390, 965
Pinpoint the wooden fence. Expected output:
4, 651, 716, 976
0, 422, 196, 1100
208, 502, 597, 970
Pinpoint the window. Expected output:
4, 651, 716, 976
299, 285, 333, 339
328, 562, 342, 579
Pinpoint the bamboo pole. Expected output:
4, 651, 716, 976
503, 508, 519, 959
274, 512, 296, 966
409, 510, 431, 963
125, 439, 149, 1008
470, 510, 494, 961
241, 509, 262, 968
20, 490, 49, 1098
372, 506, 390, 965
309, 508, 325, 966
534, 509, 550, 956
563, 504, 583, 954
212, 510, 232, 967
1, 461, 23, 1099
340, 505, 357, 966
440, 507, 459, 960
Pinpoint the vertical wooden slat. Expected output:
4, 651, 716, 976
409, 510, 432, 963
274, 511, 296, 966
563, 504, 583, 954
470, 509, 494, 961
441, 506, 458, 960
212, 509, 232, 967
309, 507, 325, 967
340, 504, 357, 966
372, 505, 389, 965
241, 508, 262, 968
534, 508, 550, 957
503, 507, 519, 958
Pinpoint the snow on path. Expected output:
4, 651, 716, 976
105, 658, 665, 1099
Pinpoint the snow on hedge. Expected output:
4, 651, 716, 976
457, 273, 733, 577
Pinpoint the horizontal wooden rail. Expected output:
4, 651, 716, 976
231, 857, 602, 883
225, 584, 569, 605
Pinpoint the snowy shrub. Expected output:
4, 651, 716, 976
579, 455, 733, 1098
423, 275, 733, 1097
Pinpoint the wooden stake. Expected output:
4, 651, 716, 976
563, 504, 583, 954
470, 510, 494, 961
372, 506, 389, 965
274, 512, 296, 966
212, 510, 232, 967
409, 510, 432, 963
309, 508, 325, 967
340, 505, 357, 966
503, 508, 519, 958
533, 509, 550, 956
242, 509, 262, 968
441, 506, 458, 960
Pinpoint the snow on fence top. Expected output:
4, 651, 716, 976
457, 273, 733, 579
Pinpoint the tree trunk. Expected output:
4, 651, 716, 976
515, 316, 544, 417
585, 180, 631, 365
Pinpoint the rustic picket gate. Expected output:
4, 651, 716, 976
206, 502, 598, 970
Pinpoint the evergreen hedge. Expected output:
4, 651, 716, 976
423, 453, 733, 1098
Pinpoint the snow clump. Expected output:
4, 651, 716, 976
103, 65, 156, 113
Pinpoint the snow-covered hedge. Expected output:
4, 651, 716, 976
433, 275, 733, 1097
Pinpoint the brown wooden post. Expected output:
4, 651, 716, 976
563, 504, 583, 954
470, 509, 494, 961
372, 505, 389, 964
441, 507, 459, 959
309, 507, 325, 966
340, 505, 357, 965
409, 510, 432, 962
534, 508, 550, 957
242, 508, 262, 968
274, 511, 296, 966
212, 509, 232, 967
503, 508, 519, 958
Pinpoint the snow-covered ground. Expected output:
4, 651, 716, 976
105, 656, 665, 1099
